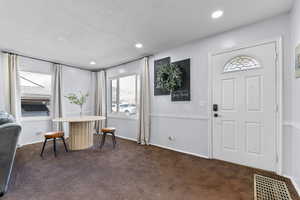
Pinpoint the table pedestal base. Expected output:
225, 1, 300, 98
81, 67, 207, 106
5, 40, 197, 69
69, 121, 94, 150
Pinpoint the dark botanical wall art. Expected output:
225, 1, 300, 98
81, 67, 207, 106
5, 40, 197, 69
156, 62, 182, 93
154, 57, 191, 101
154, 57, 171, 95
171, 59, 190, 101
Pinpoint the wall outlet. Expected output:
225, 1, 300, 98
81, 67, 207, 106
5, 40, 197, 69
199, 101, 207, 106
168, 136, 175, 141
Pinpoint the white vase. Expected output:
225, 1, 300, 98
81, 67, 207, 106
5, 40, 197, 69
80, 105, 83, 117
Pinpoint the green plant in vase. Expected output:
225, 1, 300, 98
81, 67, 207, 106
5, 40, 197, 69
64, 92, 89, 117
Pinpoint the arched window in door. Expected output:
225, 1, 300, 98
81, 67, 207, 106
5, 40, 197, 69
224, 55, 261, 73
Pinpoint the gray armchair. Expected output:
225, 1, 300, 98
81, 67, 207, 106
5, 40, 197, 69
0, 112, 21, 197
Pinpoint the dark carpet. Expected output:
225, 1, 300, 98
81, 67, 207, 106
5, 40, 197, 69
1, 135, 299, 200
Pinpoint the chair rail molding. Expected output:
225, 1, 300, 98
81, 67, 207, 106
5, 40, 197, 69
150, 113, 209, 120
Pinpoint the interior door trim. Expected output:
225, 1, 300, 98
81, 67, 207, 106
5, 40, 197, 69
207, 37, 283, 175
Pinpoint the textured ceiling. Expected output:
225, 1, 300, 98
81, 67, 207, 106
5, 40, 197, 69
0, 0, 294, 69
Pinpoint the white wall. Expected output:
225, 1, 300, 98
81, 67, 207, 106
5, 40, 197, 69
284, 0, 300, 192
19, 56, 52, 74
62, 66, 95, 117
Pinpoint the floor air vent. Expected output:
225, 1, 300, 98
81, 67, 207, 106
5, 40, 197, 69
254, 174, 292, 200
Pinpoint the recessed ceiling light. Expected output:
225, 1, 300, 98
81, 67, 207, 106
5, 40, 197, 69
135, 43, 143, 48
211, 10, 224, 19
90, 61, 96, 65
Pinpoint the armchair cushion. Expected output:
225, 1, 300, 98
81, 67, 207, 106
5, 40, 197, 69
0, 111, 21, 196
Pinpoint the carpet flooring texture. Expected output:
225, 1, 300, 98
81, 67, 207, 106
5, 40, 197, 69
1, 135, 299, 200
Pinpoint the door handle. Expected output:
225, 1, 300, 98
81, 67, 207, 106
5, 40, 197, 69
214, 113, 219, 118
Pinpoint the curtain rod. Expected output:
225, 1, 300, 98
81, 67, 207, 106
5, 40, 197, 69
97, 55, 153, 72
1, 50, 93, 72
2, 50, 153, 73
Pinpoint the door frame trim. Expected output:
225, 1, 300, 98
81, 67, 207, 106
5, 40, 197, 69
207, 37, 283, 175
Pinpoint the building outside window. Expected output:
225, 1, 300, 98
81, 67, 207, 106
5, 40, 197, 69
110, 74, 138, 116
19, 71, 52, 117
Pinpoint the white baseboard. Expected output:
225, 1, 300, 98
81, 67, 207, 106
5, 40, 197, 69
18, 139, 44, 147
291, 178, 300, 196
115, 134, 209, 159
150, 143, 209, 159
18, 136, 70, 148
282, 174, 300, 196
115, 134, 137, 142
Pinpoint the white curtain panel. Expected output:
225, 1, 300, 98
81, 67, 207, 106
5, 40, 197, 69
95, 70, 107, 132
137, 57, 151, 145
3, 53, 21, 121
51, 64, 64, 131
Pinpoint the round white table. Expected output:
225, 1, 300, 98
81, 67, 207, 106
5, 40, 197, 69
53, 116, 105, 150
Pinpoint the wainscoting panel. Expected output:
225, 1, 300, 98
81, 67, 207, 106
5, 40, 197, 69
19, 119, 52, 146
283, 122, 300, 196
107, 114, 209, 158
150, 115, 209, 157
107, 117, 138, 140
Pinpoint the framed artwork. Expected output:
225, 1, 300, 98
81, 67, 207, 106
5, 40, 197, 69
154, 57, 171, 96
171, 59, 191, 101
295, 44, 300, 78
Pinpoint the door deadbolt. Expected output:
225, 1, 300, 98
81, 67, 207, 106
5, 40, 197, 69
213, 104, 218, 112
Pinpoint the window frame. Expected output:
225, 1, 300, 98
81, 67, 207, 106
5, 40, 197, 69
108, 73, 138, 119
19, 70, 52, 119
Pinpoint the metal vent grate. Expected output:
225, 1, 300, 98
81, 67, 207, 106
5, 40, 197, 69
254, 174, 292, 200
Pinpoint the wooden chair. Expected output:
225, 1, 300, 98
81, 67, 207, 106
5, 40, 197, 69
100, 128, 116, 149
40, 131, 68, 157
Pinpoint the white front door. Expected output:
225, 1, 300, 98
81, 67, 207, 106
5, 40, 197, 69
212, 42, 278, 172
